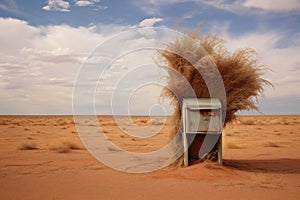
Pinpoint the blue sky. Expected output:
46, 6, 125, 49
0, 0, 299, 115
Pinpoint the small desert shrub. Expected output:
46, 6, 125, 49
132, 118, 150, 126
0, 120, 9, 125
63, 140, 82, 150
140, 119, 148, 123
18, 142, 38, 150
50, 140, 82, 153
52, 146, 70, 153
239, 119, 256, 125
264, 142, 282, 148
151, 118, 165, 125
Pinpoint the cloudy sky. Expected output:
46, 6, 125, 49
0, 0, 299, 115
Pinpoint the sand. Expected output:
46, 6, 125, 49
0, 115, 299, 200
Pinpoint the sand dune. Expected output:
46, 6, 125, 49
0, 115, 299, 199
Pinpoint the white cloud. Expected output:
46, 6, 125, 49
0, 17, 111, 114
132, 0, 186, 15
75, 0, 99, 7
137, 18, 164, 36
74, 0, 107, 10
0, 0, 19, 13
20, 48, 84, 64
198, 0, 244, 13
243, 0, 300, 12
0, 17, 174, 115
0, 18, 40, 54
139, 17, 163, 27
134, 0, 300, 15
199, 0, 300, 13
42, 0, 70, 12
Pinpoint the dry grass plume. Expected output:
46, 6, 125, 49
158, 30, 271, 166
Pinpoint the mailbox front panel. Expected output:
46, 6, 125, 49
186, 108, 221, 133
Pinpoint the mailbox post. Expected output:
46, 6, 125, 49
182, 98, 223, 166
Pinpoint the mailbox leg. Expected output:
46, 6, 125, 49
183, 132, 189, 166
218, 136, 222, 165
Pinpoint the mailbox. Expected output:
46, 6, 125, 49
182, 98, 223, 166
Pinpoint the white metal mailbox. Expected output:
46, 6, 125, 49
182, 98, 223, 166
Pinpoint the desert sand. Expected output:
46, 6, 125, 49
0, 115, 299, 200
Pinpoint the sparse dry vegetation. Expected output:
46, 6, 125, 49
264, 142, 282, 148
50, 140, 83, 153
235, 115, 300, 125
18, 142, 38, 150
0, 115, 299, 200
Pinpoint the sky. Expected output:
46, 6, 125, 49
0, 0, 299, 115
